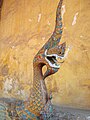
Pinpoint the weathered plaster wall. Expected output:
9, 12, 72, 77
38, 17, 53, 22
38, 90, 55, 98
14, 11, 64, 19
0, 0, 90, 109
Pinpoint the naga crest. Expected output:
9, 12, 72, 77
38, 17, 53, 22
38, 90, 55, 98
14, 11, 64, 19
33, 0, 67, 79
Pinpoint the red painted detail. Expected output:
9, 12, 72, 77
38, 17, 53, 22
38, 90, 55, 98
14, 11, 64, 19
38, 55, 42, 59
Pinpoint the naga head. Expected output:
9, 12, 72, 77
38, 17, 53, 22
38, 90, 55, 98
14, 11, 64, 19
44, 42, 66, 68
33, 41, 66, 79
33, 0, 68, 79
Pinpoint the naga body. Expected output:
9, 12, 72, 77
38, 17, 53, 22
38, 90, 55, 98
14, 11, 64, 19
0, 0, 69, 119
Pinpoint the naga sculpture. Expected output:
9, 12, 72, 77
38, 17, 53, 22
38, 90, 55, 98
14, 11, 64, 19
0, 0, 69, 119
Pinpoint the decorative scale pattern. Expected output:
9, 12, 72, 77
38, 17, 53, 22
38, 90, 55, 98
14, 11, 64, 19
0, 0, 67, 119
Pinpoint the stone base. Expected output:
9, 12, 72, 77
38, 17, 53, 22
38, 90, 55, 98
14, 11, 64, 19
41, 105, 90, 120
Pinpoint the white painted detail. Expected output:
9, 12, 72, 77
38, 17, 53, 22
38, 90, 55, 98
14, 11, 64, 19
45, 57, 60, 69
45, 49, 48, 56
45, 49, 60, 69
72, 12, 79, 26
38, 13, 42, 22
45, 49, 59, 59
59, 46, 71, 60
62, 5, 66, 20
44, 46, 70, 68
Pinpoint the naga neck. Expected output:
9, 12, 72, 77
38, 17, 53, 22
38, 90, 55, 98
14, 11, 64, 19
29, 63, 48, 114
33, 64, 48, 104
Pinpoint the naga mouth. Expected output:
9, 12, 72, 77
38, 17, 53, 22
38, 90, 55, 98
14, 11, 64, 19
45, 55, 60, 69
44, 46, 70, 69
44, 49, 64, 69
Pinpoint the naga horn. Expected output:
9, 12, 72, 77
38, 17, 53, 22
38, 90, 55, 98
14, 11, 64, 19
38, 0, 63, 55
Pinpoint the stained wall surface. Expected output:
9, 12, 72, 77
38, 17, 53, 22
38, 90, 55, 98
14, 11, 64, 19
0, 0, 90, 109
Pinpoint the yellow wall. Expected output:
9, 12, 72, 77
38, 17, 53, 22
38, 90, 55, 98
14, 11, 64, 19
0, 0, 90, 109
